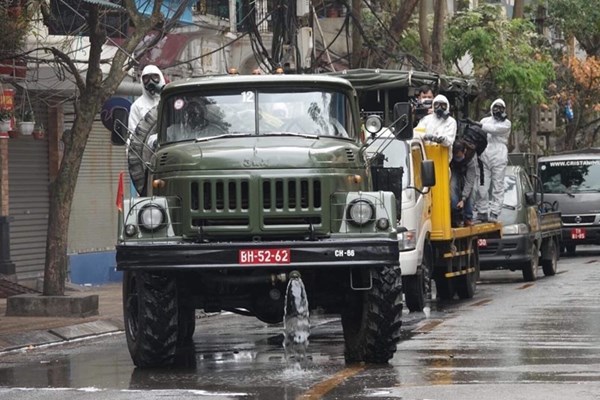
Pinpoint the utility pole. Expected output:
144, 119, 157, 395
229, 0, 237, 33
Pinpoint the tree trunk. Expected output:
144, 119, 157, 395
419, 0, 432, 68
43, 96, 100, 295
529, 105, 538, 154
431, 0, 446, 72
513, 0, 525, 19
39, 0, 164, 296
351, 0, 362, 68
563, 115, 581, 151
454, 0, 469, 13
383, 0, 419, 61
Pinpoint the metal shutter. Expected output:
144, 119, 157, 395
67, 115, 129, 254
8, 135, 50, 281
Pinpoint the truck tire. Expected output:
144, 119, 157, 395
403, 242, 432, 312
541, 238, 558, 276
522, 243, 539, 282
177, 306, 196, 344
342, 266, 403, 364
434, 258, 455, 301
127, 107, 157, 196
123, 271, 178, 367
456, 244, 478, 299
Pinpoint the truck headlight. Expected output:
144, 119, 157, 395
138, 203, 166, 232
398, 229, 417, 251
502, 223, 529, 235
347, 199, 375, 226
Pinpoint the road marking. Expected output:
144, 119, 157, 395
296, 364, 365, 400
470, 298, 492, 307
517, 283, 535, 290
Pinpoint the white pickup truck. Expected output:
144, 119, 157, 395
367, 130, 434, 312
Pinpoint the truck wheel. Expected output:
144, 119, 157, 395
403, 273, 425, 312
456, 242, 478, 299
342, 266, 403, 364
123, 271, 178, 367
522, 243, 539, 282
434, 257, 455, 302
177, 306, 196, 344
565, 244, 576, 256
403, 243, 432, 312
541, 239, 558, 276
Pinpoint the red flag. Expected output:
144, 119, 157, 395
116, 171, 124, 211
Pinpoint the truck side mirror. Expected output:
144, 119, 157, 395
111, 107, 129, 146
392, 102, 413, 140
421, 160, 436, 187
525, 191, 537, 206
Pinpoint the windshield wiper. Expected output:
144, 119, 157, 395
195, 132, 255, 143
262, 131, 319, 139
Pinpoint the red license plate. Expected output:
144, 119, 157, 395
571, 228, 586, 240
239, 248, 291, 264
477, 238, 487, 247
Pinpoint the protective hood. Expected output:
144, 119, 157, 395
490, 98, 505, 113
433, 94, 450, 119
140, 64, 166, 98
433, 94, 450, 108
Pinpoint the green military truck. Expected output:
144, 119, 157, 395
113, 74, 410, 367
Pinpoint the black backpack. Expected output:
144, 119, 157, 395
458, 121, 488, 185
459, 121, 488, 157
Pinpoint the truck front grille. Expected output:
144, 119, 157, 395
191, 179, 250, 211
262, 178, 321, 210
562, 215, 596, 225
187, 177, 324, 234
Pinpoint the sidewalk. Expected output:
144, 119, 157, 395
0, 283, 124, 353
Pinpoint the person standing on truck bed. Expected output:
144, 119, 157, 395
416, 94, 457, 158
127, 65, 166, 152
474, 98, 512, 222
450, 140, 478, 227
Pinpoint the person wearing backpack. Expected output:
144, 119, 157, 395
473, 98, 512, 222
450, 140, 478, 227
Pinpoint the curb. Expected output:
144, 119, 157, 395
0, 318, 124, 353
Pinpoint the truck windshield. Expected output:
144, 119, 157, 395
539, 159, 600, 194
162, 89, 355, 143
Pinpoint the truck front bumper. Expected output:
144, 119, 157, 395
399, 248, 419, 276
117, 237, 400, 271
478, 234, 532, 270
561, 226, 600, 246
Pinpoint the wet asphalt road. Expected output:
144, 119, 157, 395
0, 247, 599, 400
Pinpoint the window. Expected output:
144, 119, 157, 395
539, 159, 600, 194
161, 88, 356, 143
411, 144, 424, 194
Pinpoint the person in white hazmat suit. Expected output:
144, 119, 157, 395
474, 98, 512, 222
416, 94, 457, 158
127, 64, 166, 150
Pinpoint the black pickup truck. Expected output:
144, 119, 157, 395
479, 155, 562, 282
